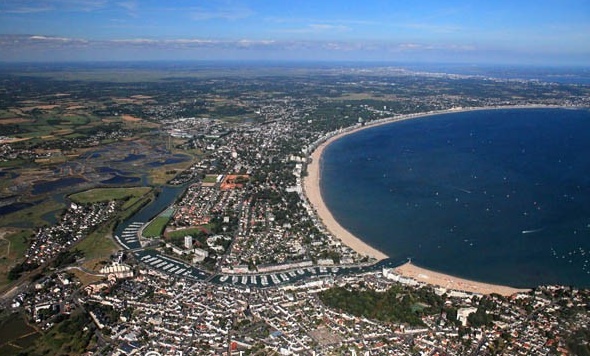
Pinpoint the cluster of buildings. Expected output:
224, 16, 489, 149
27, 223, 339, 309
22, 262, 586, 355
11, 272, 79, 330
23, 201, 118, 267
162, 112, 366, 273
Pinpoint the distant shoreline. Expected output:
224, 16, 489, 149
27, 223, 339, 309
303, 105, 578, 294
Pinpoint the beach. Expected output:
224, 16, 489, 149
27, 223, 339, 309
394, 261, 530, 297
302, 107, 545, 295
303, 127, 389, 261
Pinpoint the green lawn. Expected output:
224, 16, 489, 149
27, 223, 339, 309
203, 174, 218, 184
142, 216, 170, 238
166, 227, 206, 240
76, 225, 120, 261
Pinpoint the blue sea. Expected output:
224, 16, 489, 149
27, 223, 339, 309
321, 108, 590, 288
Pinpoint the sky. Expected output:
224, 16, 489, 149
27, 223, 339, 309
0, 0, 589, 64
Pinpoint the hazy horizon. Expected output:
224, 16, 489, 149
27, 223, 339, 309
1, 0, 589, 65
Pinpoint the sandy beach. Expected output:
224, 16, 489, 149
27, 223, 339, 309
303, 128, 389, 261
302, 106, 549, 295
394, 261, 530, 296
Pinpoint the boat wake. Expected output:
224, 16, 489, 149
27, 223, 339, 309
522, 228, 544, 234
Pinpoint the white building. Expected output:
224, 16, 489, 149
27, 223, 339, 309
184, 235, 193, 249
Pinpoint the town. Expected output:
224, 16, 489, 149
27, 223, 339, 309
1, 63, 590, 355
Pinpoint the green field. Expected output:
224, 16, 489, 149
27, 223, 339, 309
76, 224, 120, 269
0, 229, 32, 288
166, 227, 207, 240
142, 216, 170, 238
202, 174, 218, 184
69, 187, 152, 204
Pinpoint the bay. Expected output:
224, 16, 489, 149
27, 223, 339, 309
321, 108, 590, 288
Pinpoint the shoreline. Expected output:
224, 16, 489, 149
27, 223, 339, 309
302, 105, 574, 295
393, 261, 530, 297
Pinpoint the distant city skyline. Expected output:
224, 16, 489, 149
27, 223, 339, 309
0, 0, 589, 65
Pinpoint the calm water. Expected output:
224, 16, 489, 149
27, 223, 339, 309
31, 177, 86, 195
321, 108, 590, 288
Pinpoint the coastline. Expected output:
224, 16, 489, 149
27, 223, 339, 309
302, 105, 570, 295
394, 261, 530, 297
303, 128, 389, 261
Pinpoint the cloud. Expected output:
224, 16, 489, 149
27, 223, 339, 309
398, 23, 463, 34
190, 4, 254, 21
1, 5, 54, 14
0, 34, 478, 53
0, 0, 108, 14
281, 23, 351, 35
116, 1, 136, 12
1, 34, 523, 64
29, 35, 87, 42
265, 16, 379, 27
116, 0, 138, 16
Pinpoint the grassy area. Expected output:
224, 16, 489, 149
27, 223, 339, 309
121, 194, 152, 215
149, 165, 187, 185
76, 223, 120, 272
0, 158, 27, 168
23, 311, 96, 355
67, 268, 105, 286
166, 227, 207, 240
0, 109, 15, 119
147, 155, 195, 185
142, 216, 170, 238
203, 174, 219, 184
69, 186, 151, 204
0, 229, 33, 288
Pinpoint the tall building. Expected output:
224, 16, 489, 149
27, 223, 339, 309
184, 235, 193, 250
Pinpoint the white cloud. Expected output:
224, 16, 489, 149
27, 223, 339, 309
0, 0, 109, 14
282, 23, 351, 34
190, 5, 254, 21
117, 0, 136, 12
